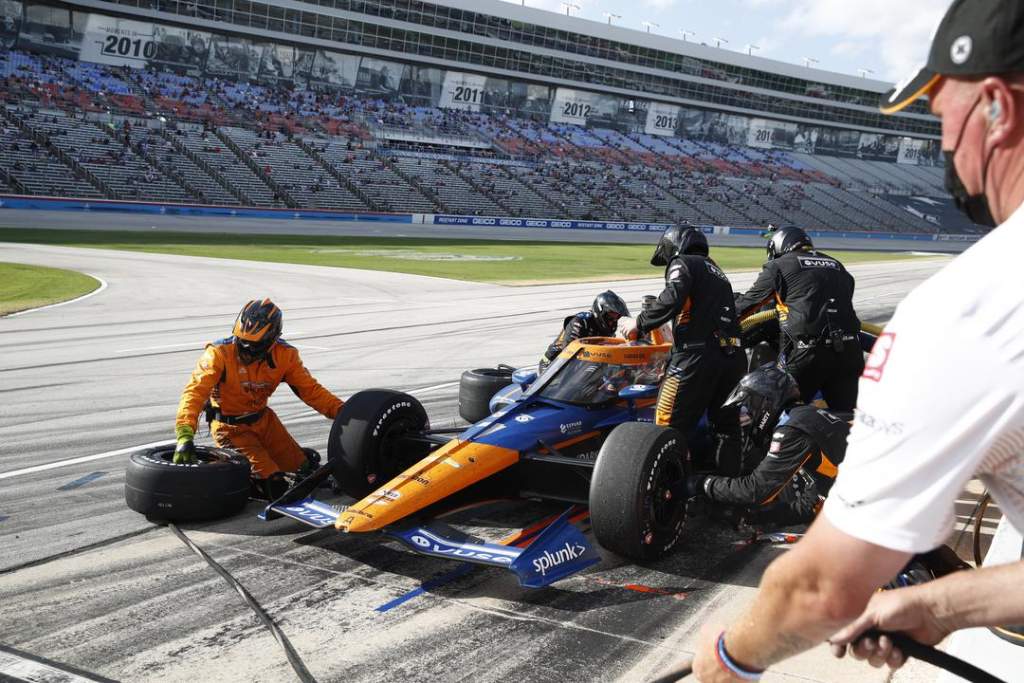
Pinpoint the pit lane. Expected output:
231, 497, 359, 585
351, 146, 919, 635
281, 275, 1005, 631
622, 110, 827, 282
0, 242, 950, 682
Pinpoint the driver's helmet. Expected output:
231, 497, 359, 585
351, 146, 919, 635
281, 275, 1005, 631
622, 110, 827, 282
591, 290, 630, 335
766, 226, 812, 261
233, 298, 283, 363
722, 366, 800, 449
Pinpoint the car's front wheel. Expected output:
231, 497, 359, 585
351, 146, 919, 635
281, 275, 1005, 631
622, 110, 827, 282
589, 423, 689, 561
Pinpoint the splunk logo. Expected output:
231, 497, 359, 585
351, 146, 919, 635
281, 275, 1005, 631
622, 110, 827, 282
532, 542, 587, 576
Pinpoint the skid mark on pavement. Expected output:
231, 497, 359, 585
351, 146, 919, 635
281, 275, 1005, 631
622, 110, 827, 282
56, 472, 108, 491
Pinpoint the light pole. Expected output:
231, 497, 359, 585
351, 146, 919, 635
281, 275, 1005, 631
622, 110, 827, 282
603, 12, 621, 25
744, 43, 760, 56
642, 21, 660, 33
857, 68, 875, 78
679, 29, 695, 42
712, 36, 729, 48
802, 56, 819, 68
560, 2, 579, 16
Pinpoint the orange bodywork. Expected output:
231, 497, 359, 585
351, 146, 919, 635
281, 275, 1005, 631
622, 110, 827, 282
337, 440, 519, 533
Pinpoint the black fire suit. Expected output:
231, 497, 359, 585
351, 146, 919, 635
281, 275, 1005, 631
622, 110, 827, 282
703, 404, 849, 525
540, 311, 612, 373
637, 254, 746, 463
735, 250, 863, 410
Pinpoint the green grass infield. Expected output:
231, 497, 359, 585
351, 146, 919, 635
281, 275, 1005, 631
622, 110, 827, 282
0, 261, 100, 315
0, 228, 918, 284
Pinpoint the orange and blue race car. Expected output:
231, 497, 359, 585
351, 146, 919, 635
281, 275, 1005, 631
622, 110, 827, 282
259, 334, 691, 588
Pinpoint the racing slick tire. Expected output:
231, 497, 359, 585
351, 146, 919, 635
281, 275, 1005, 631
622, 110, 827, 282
589, 423, 689, 562
124, 445, 251, 522
328, 389, 431, 499
458, 366, 515, 424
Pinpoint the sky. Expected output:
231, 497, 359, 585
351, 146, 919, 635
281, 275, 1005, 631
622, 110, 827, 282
499, 0, 951, 84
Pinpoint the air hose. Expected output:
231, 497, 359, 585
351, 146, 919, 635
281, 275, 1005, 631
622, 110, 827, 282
738, 308, 885, 337
970, 494, 1024, 647
168, 523, 318, 683
648, 629, 1007, 682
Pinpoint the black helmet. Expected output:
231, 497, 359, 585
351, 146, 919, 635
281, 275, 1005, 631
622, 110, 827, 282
233, 298, 283, 362
767, 226, 812, 260
591, 290, 630, 334
651, 224, 708, 266
722, 366, 801, 449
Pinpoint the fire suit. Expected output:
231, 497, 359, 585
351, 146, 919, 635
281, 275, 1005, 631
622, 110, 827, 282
735, 250, 863, 410
702, 404, 849, 525
176, 337, 343, 478
637, 254, 746, 467
540, 311, 612, 373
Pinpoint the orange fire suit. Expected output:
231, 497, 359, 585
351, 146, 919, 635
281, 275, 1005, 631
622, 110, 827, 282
176, 337, 343, 478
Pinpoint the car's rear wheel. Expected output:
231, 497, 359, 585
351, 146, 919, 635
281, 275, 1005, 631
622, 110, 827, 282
124, 445, 251, 522
328, 389, 431, 499
458, 366, 515, 424
589, 423, 689, 561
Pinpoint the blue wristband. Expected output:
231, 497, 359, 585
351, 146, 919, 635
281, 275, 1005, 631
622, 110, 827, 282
715, 632, 763, 681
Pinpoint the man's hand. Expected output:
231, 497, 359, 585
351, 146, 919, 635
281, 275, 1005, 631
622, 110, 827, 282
685, 475, 707, 499
829, 585, 952, 670
174, 425, 197, 465
617, 316, 639, 341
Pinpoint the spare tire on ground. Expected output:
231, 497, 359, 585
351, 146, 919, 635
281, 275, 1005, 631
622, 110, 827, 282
459, 366, 515, 424
125, 445, 251, 522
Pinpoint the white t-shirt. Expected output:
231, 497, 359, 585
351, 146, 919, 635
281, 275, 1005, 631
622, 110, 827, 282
825, 204, 1024, 554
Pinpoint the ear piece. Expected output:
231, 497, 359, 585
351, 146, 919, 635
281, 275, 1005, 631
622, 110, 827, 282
989, 99, 1002, 123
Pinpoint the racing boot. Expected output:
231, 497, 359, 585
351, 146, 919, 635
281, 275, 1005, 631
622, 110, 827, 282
290, 448, 330, 488
250, 473, 290, 501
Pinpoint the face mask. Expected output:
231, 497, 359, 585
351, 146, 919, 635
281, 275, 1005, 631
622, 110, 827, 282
943, 96, 997, 228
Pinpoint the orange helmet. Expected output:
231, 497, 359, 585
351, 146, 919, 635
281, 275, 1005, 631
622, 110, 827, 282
232, 299, 282, 360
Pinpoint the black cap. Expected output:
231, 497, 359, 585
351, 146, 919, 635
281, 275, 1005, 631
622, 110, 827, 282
880, 0, 1024, 114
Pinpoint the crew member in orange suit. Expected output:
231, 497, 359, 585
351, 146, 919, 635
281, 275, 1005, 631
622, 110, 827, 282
174, 299, 344, 499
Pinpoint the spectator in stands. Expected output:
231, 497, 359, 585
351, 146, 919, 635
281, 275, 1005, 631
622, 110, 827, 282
734, 227, 863, 411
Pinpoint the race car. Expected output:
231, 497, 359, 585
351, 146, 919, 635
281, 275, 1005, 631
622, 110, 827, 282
260, 334, 689, 588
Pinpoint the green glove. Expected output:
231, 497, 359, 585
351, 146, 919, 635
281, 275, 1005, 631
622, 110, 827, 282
174, 425, 197, 465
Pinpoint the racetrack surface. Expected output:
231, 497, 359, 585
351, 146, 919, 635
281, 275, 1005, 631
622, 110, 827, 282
0, 242, 950, 683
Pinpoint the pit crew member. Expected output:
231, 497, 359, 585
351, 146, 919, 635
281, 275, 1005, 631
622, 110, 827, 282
734, 226, 863, 411
691, 1, 1024, 679
539, 290, 630, 373
684, 367, 848, 526
174, 299, 344, 500
622, 226, 746, 472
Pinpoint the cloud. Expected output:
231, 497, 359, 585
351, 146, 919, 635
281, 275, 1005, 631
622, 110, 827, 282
777, 0, 949, 80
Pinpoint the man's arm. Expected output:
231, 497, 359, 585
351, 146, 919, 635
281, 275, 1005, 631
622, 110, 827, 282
637, 260, 692, 333
175, 345, 223, 433
693, 515, 910, 681
544, 315, 584, 361
282, 347, 344, 419
734, 264, 778, 318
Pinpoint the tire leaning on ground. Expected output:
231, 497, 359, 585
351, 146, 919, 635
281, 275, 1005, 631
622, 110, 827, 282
589, 423, 689, 561
458, 366, 515, 424
328, 389, 431, 499
124, 445, 251, 522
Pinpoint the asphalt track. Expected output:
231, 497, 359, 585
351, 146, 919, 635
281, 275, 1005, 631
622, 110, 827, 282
0, 242, 951, 683
0, 209, 974, 253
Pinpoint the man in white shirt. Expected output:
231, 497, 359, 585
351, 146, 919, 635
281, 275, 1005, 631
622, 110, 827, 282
690, 0, 1024, 679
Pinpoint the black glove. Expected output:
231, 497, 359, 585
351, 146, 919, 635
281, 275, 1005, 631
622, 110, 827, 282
685, 475, 707, 499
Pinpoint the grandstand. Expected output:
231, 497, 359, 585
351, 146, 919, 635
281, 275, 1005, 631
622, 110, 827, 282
0, 0, 978, 234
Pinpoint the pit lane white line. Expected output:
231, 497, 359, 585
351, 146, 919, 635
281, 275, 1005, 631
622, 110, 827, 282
0, 651, 104, 683
0, 381, 461, 481
3, 274, 108, 318
113, 330, 314, 354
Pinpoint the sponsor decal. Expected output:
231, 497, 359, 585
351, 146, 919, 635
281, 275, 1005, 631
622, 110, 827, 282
397, 474, 430, 486
575, 449, 598, 462
797, 256, 841, 270
373, 401, 412, 437
951, 35, 972, 65
863, 332, 895, 382
408, 534, 514, 565
372, 488, 401, 504
531, 541, 588, 577
443, 457, 462, 469
705, 261, 727, 279
559, 420, 583, 435
769, 440, 782, 454
282, 505, 337, 526
856, 411, 904, 436
515, 414, 534, 423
